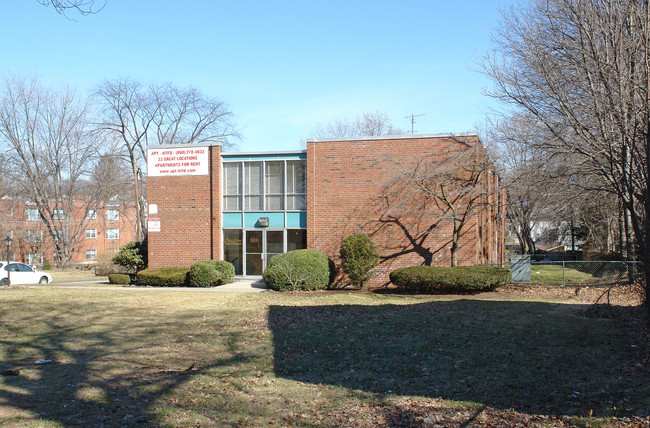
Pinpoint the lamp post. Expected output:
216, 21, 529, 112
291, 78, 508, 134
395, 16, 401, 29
4, 235, 12, 286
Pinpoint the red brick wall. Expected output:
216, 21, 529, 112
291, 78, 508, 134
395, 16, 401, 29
147, 145, 221, 268
0, 199, 137, 265
306, 135, 504, 287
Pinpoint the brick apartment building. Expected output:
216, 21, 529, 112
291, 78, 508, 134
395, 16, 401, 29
0, 199, 136, 266
147, 133, 506, 286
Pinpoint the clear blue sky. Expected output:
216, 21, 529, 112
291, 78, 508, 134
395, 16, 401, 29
3, 0, 513, 152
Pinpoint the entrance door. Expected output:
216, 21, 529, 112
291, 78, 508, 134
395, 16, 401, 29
227, 229, 296, 276
245, 230, 264, 276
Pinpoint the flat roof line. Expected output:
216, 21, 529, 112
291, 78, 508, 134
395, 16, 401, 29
306, 132, 478, 143
221, 150, 307, 156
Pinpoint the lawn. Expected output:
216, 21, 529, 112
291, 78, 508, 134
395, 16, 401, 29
0, 288, 647, 427
530, 264, 632, 286
46, 267, 103, 282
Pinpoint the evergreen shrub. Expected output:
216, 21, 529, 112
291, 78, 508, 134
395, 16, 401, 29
189, 259, 235, 287
390, 266, 510, 293
263, 249, 332, 291
340, 233, 379, 288
136, 267, 190, 287
108, 273, 131, 285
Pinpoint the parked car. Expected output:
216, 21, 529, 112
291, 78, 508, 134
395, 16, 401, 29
0, 262, 52, 285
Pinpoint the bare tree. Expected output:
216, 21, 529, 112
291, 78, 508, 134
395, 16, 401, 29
0, 74, 105, 266
36, 0, 105, 16
483, 0, 650, 307
95, 78, 239, 241
311, 112, 405, 139
363, 143, 493, 267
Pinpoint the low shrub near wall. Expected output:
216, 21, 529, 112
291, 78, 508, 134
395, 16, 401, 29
189, 260, 235, 287
136, 267, 190, 287
390, 266, 511, 293
108, 273, 131, 285
263, 249, 333, 291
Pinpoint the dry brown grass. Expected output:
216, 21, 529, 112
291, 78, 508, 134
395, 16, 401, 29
0, 288, 647, 427
47, 267, 101, 282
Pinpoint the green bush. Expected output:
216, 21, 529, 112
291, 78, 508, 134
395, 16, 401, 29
213, 260, 235, 284
189, 259, 235, 287
340, 233, 379, 288
263, 249, 333, 291
136, 267, 189, 287
112, 241, 148, 273
390, 266, 511, 293
108, 273, 131, 285
43, 260, 51, 270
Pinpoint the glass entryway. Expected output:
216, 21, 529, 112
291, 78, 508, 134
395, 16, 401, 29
224, 229, 306, 276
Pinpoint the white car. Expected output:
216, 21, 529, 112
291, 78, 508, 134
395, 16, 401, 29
0, 263, 53, 285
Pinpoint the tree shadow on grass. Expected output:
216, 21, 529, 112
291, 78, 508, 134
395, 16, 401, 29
0, 304, 257, 427
269, 300, 649, 418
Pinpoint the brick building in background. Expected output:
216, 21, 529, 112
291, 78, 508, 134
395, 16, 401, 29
147, 134, 506, 287
0, 199, 136, 266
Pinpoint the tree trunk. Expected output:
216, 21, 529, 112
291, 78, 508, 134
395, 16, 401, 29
131, 154, 142, 242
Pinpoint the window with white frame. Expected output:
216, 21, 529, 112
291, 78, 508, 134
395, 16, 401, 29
86, 209, 96, 220
26, 230, 43, 242
85, 228, 97, 239
286, 160, 306, 210
26, 208, 41, 221
223, 163, 242, 211
86, 249, 97, 260
106, 228, 119, 240
244, 162, 263, 210
106, 209, 120, 221
52, 209, 65, 220
223, 159, 306, 212
265, 161, 284, 210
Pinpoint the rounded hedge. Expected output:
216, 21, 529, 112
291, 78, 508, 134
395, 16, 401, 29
189, 259, 235, 287
136, 267, 190, 287
263, 249, 333, 291
390, 266, 511, 293
108, 273, 131, 285
213, 260, 235, 284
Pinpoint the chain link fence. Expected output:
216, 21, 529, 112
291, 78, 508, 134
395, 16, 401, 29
527, 260, 641, 287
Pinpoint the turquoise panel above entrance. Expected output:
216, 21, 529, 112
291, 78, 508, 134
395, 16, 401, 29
244, 212, 285, 228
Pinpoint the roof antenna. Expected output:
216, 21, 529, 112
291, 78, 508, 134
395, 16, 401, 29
404, 114, 425, 134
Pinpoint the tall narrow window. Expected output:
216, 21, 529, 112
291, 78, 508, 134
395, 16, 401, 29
287, 160, 306, 210
265, 161, 284, 210
244, 162, 263, 211
223, 163, 242, 211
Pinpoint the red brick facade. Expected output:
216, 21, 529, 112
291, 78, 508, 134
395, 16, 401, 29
147, 134, 506, 286
306, 134, 505, 286
0, 199, 136, 265
147, 145, 222, 268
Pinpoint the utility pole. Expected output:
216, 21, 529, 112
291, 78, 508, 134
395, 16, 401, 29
404, 114, 425, 134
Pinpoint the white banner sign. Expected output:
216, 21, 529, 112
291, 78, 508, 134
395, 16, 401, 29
148, 218, 161, 232
148, 147, 209, 176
